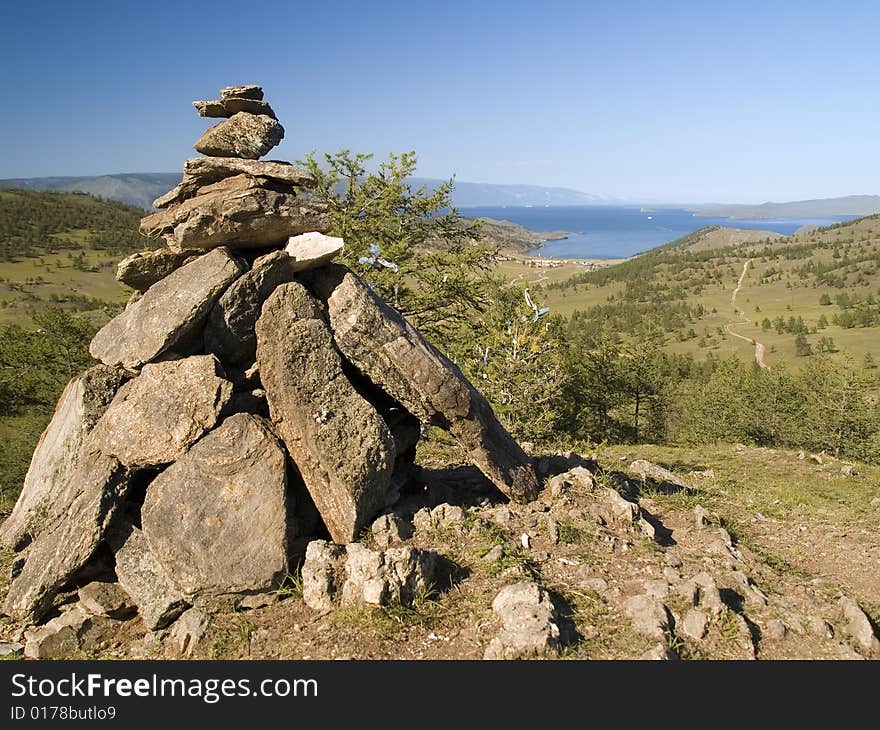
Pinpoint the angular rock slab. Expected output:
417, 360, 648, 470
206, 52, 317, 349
306, 265, 539, 503
88, 355, 232, 467
153, 156, 315, 209
2, 450, 131, 623
141, 178, 330, 252
90, 247, 244, 369
204, 250, 300, 367
142, 414, 289, 598
0, 365, 123, 550
116, 248, 201, 292
194, 112, 284, 159
112, 525, 189, 630
285, 231, 344, 271
484, 582, 561, 660
221, 85, 263, 100
256, 282, 395, 543
77, 581, 135, 620
193, 97, 276, 119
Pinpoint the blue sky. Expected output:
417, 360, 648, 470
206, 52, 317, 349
1, 0, 878, 203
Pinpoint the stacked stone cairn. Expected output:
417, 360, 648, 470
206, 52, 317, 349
0, 85, 539, 646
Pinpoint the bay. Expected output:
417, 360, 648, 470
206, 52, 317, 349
462, 205, 855, 259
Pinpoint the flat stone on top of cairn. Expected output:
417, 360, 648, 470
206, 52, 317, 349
221, 84, 263, 100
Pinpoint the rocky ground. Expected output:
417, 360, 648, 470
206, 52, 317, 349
3, 439, 877, 661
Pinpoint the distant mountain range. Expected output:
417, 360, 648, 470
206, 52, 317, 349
0, 173, 181, 210
693, 195, 880, 219
407, 178, 617, 208
0, 172, 614, 211
4, 172, 877, 220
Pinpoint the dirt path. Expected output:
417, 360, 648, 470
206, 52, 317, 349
725, 258, 768, 368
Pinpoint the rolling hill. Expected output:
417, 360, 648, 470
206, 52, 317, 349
535, 215, 880, 367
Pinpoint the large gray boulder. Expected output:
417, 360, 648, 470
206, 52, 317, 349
305, 265, 540, 503
87, 355, 232, 467
256, 282, 396, 543
204, 250, 300, 367
153, 157, 315, 209
141, 414, 289, 598
115, 248, 201, 292
112, 525, 189, 630
2, 450, 131, 623
193, 97, 276, 119
0, 365, 124, 550
193, 112, 284, 159
90, 247, 244, 369
140, 176, 330, 252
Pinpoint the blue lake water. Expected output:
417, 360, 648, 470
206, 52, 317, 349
462, 205, 854, 259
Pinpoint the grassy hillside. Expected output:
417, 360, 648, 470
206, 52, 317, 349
0, 189, 153, 325
534, 216, 880, 368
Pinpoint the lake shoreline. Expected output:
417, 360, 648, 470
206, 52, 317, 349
466, 205, 855, 259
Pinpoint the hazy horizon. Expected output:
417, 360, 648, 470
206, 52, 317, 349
2, 1, 879, 204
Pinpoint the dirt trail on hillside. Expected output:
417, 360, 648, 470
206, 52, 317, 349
725, 258, 768, 368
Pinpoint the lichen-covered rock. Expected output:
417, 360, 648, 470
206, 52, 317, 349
141, 414, 289, 598
370, 513, 414, 548
2, 450, 131, 622
301, 540, 346, 612
140, 176, 330, 252
87, 355, 232, 467
304, 264, 539, 504
193, 112, 284, 159
204, 250, 300, 367
115, 248, 201, 291
112, 525, 189, 631
483, 582, 561, 660
256, 282, 395, 543
90, 247, 245, 369
300, 540, 436, 609
153, 157, 315, 209
547, 465, 595, 499
0, 365, 124, 550
341, 544, 436, 606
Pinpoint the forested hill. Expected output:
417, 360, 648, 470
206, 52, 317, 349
0, 189, 149, 262
0, 173, 181, 210
536, 214, 880, 365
